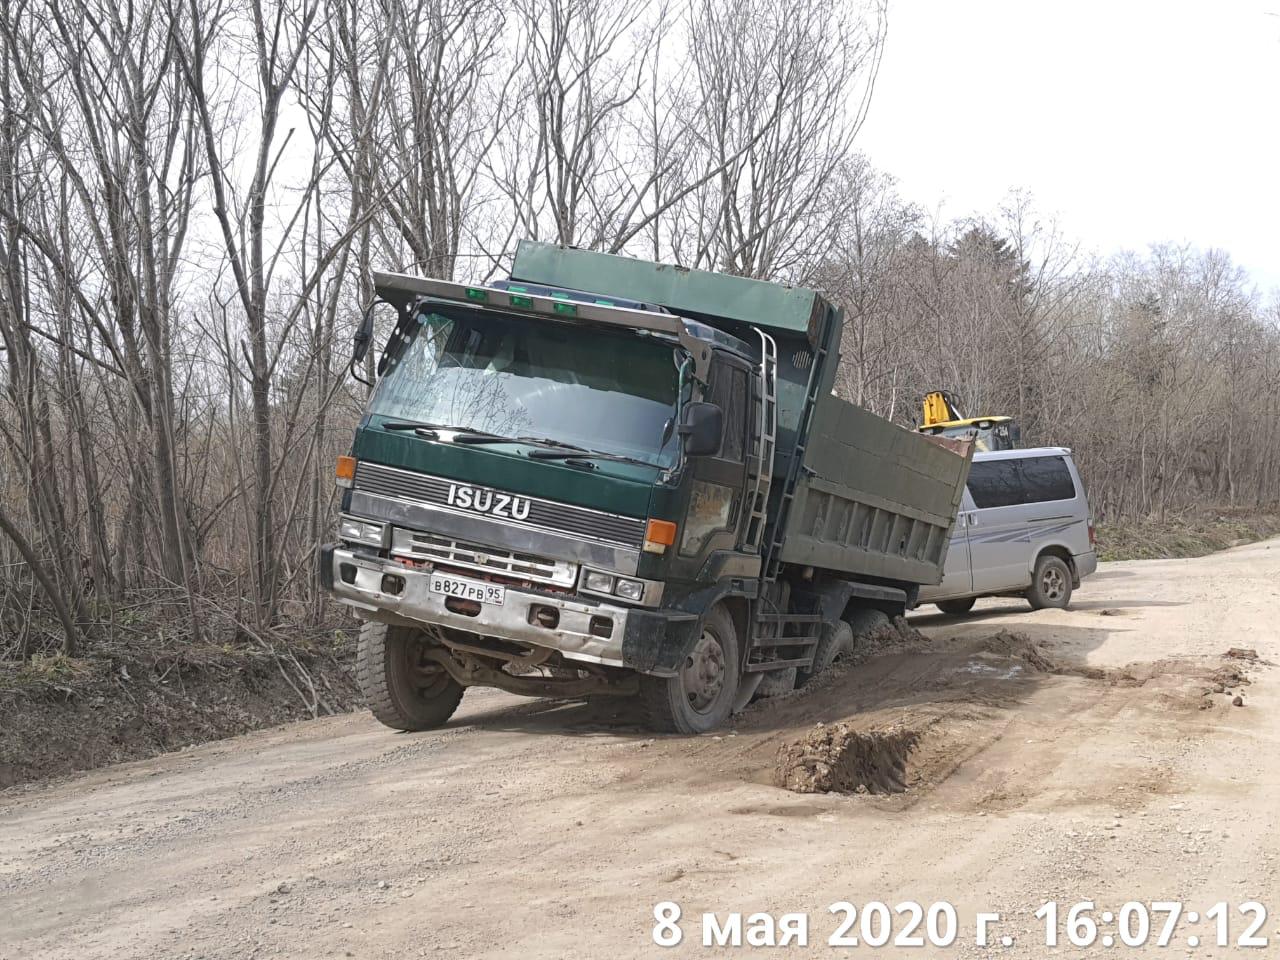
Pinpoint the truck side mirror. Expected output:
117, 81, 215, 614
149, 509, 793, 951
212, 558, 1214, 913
679, 402, 723, 457
352, 305, 375, 365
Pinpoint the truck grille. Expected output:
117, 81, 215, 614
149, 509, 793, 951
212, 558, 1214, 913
389, 528, 578, 587
353, 461, 646, 547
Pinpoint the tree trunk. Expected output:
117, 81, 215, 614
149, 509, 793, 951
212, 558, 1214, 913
0, 502, 84, 657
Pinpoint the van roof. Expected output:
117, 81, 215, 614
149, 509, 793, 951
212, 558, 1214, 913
973, 446, 1072, 461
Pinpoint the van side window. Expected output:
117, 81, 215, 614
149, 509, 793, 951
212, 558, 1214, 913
1021, 456, 1076, 503
966, 460, 1022, 508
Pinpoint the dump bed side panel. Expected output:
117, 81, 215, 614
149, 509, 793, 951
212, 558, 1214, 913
779, 394, 973, 585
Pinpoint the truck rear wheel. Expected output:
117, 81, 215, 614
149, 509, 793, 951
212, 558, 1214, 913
754, 666, 797, 699
357, 621, 464, 731
936, 597, 976, 616
795, 619, 853, 688
1027, 555, 1073, 610
640, 604, 740, 734
845, 607, 891, 643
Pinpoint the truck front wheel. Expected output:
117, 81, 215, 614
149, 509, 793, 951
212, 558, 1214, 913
640, 604, 740, 734
357, 621, 464, 731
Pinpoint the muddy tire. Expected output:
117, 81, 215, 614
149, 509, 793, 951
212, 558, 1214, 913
755, 666, 797, 699
1027, 555, 1073, 610
639, 604, 740, 734
796, 620, 853, 688
357, 621, 464, 731
936, 597, 976, 616
845, 607, 891, 642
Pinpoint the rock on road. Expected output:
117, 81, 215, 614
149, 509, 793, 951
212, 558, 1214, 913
3, 540, 1280, 959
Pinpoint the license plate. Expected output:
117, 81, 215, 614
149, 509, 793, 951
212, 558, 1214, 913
429, 572, 505, 605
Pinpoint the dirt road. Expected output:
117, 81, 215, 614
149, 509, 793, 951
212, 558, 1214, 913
4, 541, 1280, 959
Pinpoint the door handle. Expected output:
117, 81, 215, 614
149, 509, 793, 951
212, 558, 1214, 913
967, 513, 978, 526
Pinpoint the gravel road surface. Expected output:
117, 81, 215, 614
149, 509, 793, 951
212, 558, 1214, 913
3, 540, 1278, 958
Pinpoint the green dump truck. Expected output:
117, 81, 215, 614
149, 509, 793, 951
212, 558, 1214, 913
319, 242, 973, 733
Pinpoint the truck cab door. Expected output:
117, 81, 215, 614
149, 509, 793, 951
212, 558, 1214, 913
668, 357, 752, 581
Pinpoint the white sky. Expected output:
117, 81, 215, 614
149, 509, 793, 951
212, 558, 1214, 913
857, 0, 1280, 296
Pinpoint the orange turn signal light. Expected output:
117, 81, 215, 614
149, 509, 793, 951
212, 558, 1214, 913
336, 455, 356, 487
644, 519, 677, 554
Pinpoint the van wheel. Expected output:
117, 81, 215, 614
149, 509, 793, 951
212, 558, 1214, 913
936, 597, 976, 616
640, 604, 740, 734
796, 620, 853, 688
1027, 555, 1073, 609
357, 621, 464, 731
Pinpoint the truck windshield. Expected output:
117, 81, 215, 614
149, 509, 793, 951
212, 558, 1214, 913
369, 308, 682, 468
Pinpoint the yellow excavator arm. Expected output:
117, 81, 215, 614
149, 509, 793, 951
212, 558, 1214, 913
918, 390, 1020, 451
921, 390, 964, 428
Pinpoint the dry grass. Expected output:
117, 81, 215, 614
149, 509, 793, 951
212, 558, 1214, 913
0, 619, 359, 788
1096, 507, 1280, 562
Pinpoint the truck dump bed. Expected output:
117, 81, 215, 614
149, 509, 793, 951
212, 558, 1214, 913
509, 241, 972, 588
780, 397, 971, 585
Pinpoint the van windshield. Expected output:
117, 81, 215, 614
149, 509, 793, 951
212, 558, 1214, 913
937, 423, 1009, 453
369, 308, 682, 468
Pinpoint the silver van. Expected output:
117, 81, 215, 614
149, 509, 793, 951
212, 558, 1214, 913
918, 447, 1097, 613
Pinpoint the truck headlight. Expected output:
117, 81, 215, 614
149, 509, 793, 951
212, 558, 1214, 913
614, 578, 644, 601
581, 568, 660, 606
583, 570, 615, 593
339, 516, 387, 547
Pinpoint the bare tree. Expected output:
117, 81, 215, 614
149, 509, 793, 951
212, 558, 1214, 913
488, 0, 654, 251
173, 0, 371, 625
673, 0, 886, 279
1, 0, 203, 633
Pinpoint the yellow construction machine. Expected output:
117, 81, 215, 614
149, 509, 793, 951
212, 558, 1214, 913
918, 390, 1020, 451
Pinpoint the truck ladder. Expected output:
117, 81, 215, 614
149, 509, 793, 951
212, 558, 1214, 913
744, 610, 825, 672
760, 323, 832, 584
743, 329, 778, 553
745, 317, 834, 676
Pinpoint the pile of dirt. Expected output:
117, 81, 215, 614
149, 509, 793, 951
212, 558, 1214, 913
0, 638, 358, 790
766, 631, 1267, 797
1104, 654, 1255, 711
768, 630, 1057, 796
774, 721, 923, 795
969, 629, 1059, 673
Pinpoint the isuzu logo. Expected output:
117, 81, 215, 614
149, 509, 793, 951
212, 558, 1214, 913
445, 483, 532, 521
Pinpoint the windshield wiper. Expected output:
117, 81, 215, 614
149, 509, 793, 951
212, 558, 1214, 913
526, 448, 654, 468
515, 435, 588, 452
378, 420, 503, 441
446, 434, 588, 452
381, 421, 652, 466
514, 436, 660, 467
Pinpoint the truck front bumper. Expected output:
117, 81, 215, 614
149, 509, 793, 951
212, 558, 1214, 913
320, 544, 692, 673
